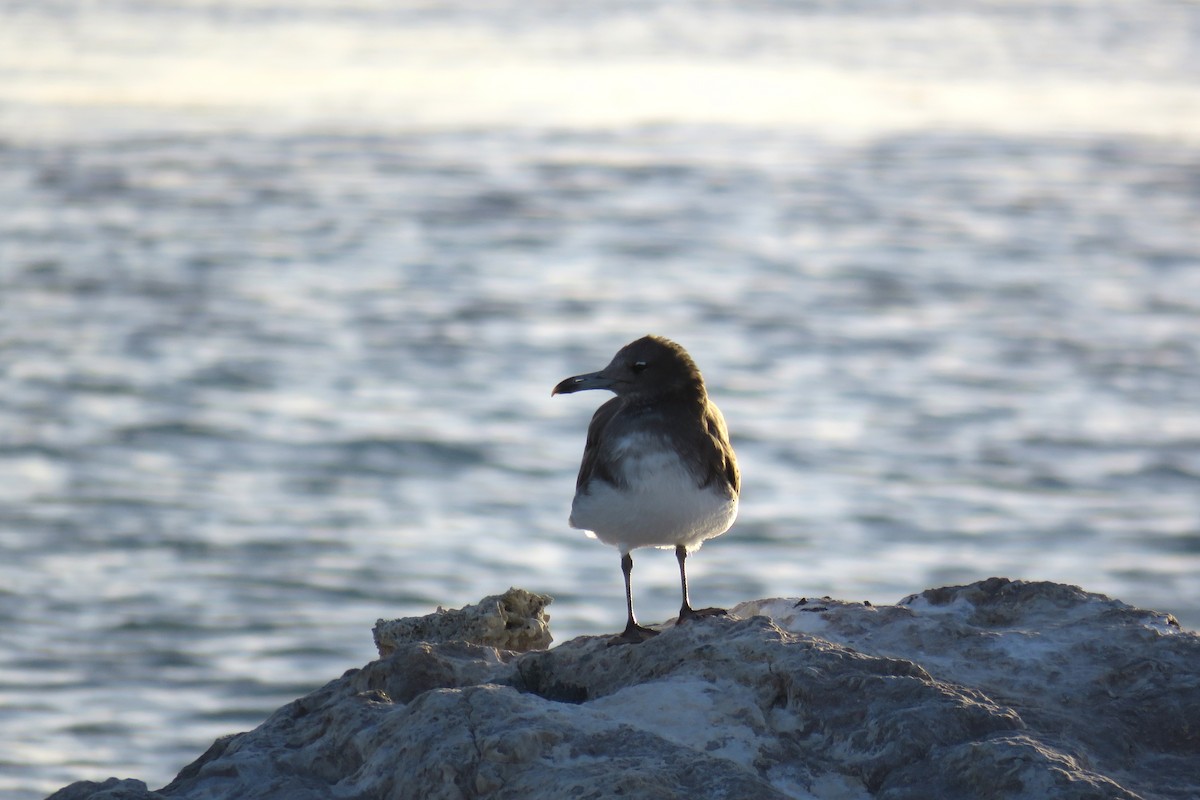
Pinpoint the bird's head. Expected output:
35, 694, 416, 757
552, 335, 705, 400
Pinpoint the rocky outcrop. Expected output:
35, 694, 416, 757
372, 588, 554, 656
47, 579, 1199, 800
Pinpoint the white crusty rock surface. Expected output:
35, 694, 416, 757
372, 588, 554, 656
48, 578, 1199, 800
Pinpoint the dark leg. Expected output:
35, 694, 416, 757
676, 545, 727, 623
609, 552, 659, 645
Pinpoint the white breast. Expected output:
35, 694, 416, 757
569, 434, 738, 554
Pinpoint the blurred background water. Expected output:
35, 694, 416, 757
2, 0, 1199, 796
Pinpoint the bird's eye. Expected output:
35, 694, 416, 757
630, 361, 648, 374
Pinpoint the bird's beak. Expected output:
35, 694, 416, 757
552, 370, 612, 396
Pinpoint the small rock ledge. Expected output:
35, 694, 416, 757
48, 579, 1199, 800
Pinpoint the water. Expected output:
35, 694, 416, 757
2, 1, 1199, 796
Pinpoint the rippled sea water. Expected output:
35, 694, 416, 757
2, 1, 1199, 797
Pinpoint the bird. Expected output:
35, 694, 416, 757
552, 335, 740, 645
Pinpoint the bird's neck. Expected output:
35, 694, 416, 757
623, 383, 707, 411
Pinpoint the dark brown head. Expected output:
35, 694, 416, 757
552, 335, 706, 401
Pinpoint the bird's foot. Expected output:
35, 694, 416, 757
608, 621, 660, 646
676, 605, 728, 624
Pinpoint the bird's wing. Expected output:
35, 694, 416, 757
576, 397, 624, 491
701, 402, 740, 495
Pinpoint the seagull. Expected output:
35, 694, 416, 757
552, 335, 740, 644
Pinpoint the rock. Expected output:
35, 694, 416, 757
372, 587, 553, 656
48, 578, 1200, 800
45, 778, 160, 800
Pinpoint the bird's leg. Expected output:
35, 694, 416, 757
675, 544, 727, 623
609, 552, 659, 645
